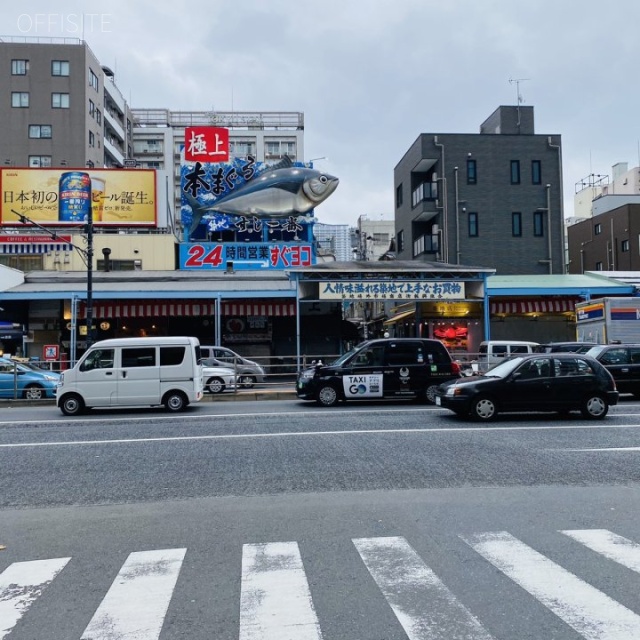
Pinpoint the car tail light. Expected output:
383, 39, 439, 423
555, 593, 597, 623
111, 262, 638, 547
451, 361, 461, 375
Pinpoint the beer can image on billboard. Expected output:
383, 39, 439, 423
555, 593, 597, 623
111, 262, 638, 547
58, 172, 92, 222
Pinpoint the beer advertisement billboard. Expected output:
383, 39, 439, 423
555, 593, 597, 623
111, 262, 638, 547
1, 168, 157, 226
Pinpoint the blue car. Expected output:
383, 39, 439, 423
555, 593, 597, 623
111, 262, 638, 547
0, 357, 60, 399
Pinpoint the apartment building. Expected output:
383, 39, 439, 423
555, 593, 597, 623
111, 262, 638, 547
394, 105, 564, 275
0, 36, 131, 170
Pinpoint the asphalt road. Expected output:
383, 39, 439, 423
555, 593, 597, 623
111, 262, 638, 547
2, 398, 640, 639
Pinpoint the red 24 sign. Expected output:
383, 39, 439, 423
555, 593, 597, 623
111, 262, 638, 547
184, 244, 224, 268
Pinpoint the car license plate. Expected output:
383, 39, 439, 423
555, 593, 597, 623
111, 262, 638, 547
435, 396, 441, 406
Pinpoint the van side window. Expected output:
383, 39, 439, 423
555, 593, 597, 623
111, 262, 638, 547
493, 345, 508, 356
122, 347, 156, 368
510, 345, 529, 354
80, 348, 115, 371
599, 348, 629, 365
160, 346, 186, 366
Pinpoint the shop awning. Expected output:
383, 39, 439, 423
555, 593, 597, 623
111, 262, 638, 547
490, 298, 580, 315
80, 300, 216, 319
222, 301, 296, 316
78, 299, 297, 319
383, 310, 416, 325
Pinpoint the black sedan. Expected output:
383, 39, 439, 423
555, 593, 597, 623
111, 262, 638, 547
434, 353, 619, 421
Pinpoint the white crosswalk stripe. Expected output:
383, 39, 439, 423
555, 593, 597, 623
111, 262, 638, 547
4, 530, 640, 639
80, 548, 186, 640
239, 541, 323, 640
462, 530, 640, 640
562, 529, 640, 573
353, 536, 495, 640
0, 557, 70, 640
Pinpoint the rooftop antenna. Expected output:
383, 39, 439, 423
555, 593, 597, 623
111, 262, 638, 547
509, 77, 529, 131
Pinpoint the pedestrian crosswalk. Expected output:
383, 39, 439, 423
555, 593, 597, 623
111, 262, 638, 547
2, 528, 640, 639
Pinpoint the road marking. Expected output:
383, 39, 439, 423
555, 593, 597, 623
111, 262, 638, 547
567, 446, 640, 452
240, 541, 322, 640
2, 422, 640, 448
0, 557, 70, 639
80, 548, 186, 640
354, 536, 494, 640
562, 529, 640, 572
462, 531, 640, 640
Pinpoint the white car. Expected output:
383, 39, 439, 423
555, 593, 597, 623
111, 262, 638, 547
202, 364, 238, 394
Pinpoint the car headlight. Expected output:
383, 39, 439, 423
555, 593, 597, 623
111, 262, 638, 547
44, 375, 58, 382
300, 369, 315, 379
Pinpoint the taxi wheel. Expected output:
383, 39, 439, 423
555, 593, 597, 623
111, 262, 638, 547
316, 384, 339, 407
424, 384, 439, 404
470, 396, 498, 421
580, 394, 608, 420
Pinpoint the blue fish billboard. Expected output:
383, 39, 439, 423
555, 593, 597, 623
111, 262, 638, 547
180, 151, 338, 270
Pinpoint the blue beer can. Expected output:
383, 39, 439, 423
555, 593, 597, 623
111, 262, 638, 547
58, 172, 91, 222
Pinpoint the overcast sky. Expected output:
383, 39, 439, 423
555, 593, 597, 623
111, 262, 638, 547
3, 1, 640, 227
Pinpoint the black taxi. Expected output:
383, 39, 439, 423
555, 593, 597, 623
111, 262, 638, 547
296, 338, 460, 406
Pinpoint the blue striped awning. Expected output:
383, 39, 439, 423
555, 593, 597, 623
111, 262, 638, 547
0, 243, 73, 254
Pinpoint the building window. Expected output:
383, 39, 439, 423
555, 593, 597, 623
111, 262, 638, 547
51, 60, 69, 76
89, 99, 95, 117
622, 239, 630, 252
230, 140, 255, 157
510, 160, 521, 184
28, 156, 52, 167
96, 109, 102, 125
468, 212, 479, 237
533, 211, 544, 237
52, 93, 70, 108
595, 261, 603, 271
29, 125, 52, 138
594, 223, 602, 235
11, 92, 29, 107
89, 69, 99, 91
11, 59, 29, 75
531, 160, 541, 184
467, 159, 477, 184
397, 229, 404, 252
396, 183, 403, 208
89, 131, 95, 147
512, 212, 522, 237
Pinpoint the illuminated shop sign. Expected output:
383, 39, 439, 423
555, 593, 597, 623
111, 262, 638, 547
179, 242, 313, 270
319, 281, 465, 300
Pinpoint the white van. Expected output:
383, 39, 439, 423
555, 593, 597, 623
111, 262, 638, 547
477, 340, 539, 372
56, 336, 204, 416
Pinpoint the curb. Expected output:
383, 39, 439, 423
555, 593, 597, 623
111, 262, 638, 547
0, 389, 298, 407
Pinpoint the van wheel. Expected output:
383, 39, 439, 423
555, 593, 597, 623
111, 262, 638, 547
470, 396, 498, 421
60, 393, 85, 416
206, 377, 226, 394
581, 394, 608, 419
164, 391, 187, 412
238, 374, 256, 389
316, 384, 339, 407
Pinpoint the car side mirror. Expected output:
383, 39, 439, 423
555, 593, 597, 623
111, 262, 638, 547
511, 371, 522, 380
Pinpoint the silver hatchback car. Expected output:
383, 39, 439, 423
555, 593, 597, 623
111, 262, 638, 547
200, 346, 265, 388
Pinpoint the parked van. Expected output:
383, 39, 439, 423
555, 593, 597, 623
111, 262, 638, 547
56, 336, 204, 416
477, 340, 539, 372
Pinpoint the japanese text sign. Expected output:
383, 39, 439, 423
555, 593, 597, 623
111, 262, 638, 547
184, 127, 229, 163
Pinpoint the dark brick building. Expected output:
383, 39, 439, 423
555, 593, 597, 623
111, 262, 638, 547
393, 105, 564, 275
567, 202, 640, 273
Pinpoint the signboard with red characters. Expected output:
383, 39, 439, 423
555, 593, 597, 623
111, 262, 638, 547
184, 127, 229, 163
